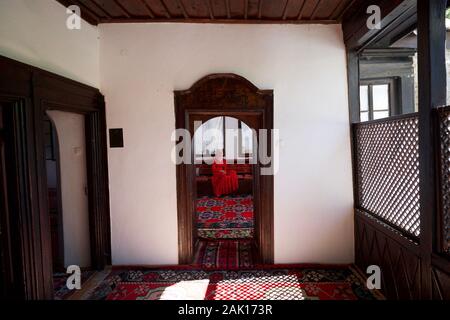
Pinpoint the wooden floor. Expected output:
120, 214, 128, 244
65, 268, 111, 300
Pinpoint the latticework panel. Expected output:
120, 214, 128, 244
355, 115, 420, 238
438, 108, 450, 253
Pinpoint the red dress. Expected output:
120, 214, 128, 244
211, 160, 238, 197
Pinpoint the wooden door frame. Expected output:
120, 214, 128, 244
0, 96, 33, 299
40, 93, 111, 270
34, 70, 112, 276
174, 74, 274, 265
0, 55, 111, 299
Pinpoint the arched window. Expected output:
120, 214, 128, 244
194, 116, 254, 161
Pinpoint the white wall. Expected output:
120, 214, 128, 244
100, 23, 354, 265
0, 0, 99, 87
47, 110, 91, 268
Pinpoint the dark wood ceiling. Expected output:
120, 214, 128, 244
56, 0, 357, 25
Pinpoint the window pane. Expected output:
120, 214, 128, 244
360, 112, 369, 122
225, 117, 239, 159
373, 84, 389, 110
360, 85, 369, 111
194, 124, 203, 156
241, 122, 253, 155
194, 117, 224, 156
373, 111, 389, 120
204, 117, 224, 155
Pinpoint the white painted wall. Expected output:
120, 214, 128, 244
0, 0, 99, 87
47, 110, 91, 268
1, 0, 354, 265
100, 23, 354, 265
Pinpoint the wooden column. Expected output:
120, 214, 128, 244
346, 49, 363, 276
346, 50, 361, 209
417, 0, 447, 299
346, 51, 361, 124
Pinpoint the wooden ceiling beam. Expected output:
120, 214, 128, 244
175, 0, 189, 19
244, 0, 248, 19
359, 3, 416, 49
310, 0, 322, 20
97, 17, 337, 24
225, 0, 231, 19
330, 0, 349, 21
297, 0, 307, 20
282, 0, 290, 20
337, 0, 357, 22
90, 0, 113, 19
342, 0, 414, 50
205, 0, 214, 19
258, 0, 263, 19
140, 0, 156, 18
159, 0, 172, 18
113, 0, 131, 18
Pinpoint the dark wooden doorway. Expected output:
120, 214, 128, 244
174, 74, 274, 265
0, 55, 111, 299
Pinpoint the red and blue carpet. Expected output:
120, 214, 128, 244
86, 265, 380, 300
194, 240, 254, 269
196, 195, 254, 239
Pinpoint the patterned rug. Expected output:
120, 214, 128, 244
86, 265, 381, 300
53, 270, 95, 300
194, 240, 254, 269
196, 195, 254, 239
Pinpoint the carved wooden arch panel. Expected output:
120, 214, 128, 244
175, 74, 273, 111
174, 74, 274, 264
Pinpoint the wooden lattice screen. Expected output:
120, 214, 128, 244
437, 107, 450, 253
354, 114, 420, 238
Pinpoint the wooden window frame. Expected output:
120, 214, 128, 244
195, 116, 253, 161
360, 78, 397, 121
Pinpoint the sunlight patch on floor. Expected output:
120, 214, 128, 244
213, 274, 308, 300
159, 279, 210, 300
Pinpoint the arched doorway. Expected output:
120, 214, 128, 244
174, 74, 274, 265
192, 116, 256, 267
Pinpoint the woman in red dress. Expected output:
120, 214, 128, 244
211, 149, 238, 197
